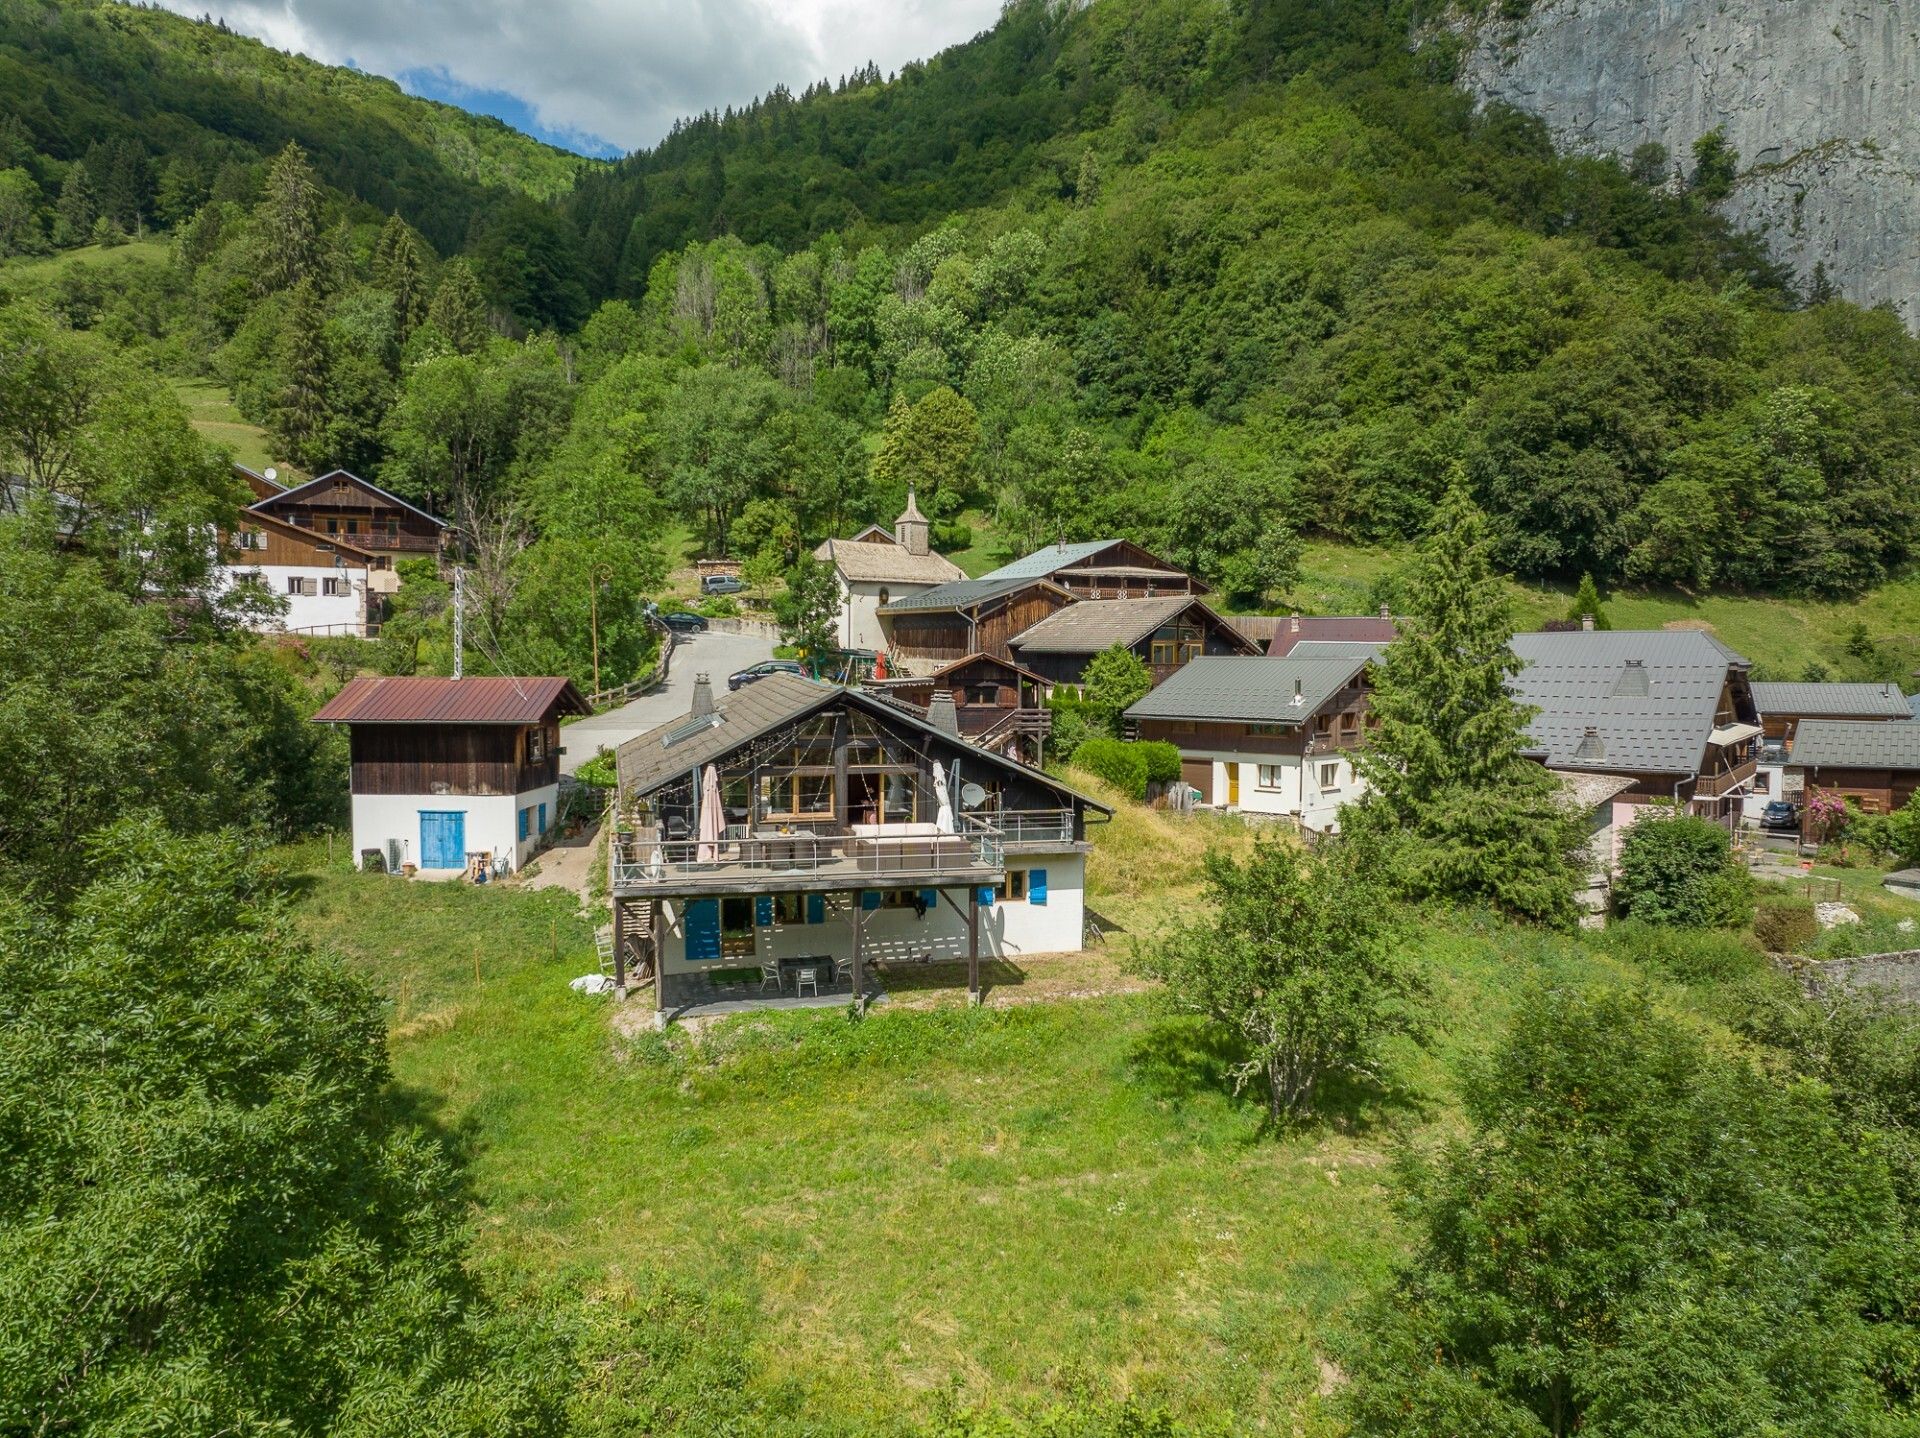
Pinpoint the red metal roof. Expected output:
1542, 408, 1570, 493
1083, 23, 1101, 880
1267, 616, 1398, 657
311, 675, 590, 725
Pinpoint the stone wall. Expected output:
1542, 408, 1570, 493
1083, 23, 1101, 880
1456, 0, 1920, 327
1795, 948, 1920, 1004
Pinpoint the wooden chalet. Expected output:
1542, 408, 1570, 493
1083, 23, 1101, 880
973, 538, 1205, 598
609, 673, 1107, 1017
248, 469, 448, 558
1785, 721, 1920, 842
1008, 595, 1261, 691
865, 653, 1053, 763
878, 576, 1076, 669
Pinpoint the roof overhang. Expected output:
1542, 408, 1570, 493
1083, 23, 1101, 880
1708, 722, 1762, 747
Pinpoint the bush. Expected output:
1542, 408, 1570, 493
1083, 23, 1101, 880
575, 749, 618, 789
1753, 899, 1819, 954
930, 518, 972, 553
1139, 740, 1183, 786
694, 595, 740, 618
1603, 919, 1766, 982
1075, 736, 1149, 800
1046, 704, 1093, 765
1852, 793, 1920, 868
1615, 810, 1753, 928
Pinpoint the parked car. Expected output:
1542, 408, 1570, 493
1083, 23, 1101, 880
656, 609, 708, 634
1759, 799, 1801, 831
701, 574, 746, 595
727, 659, 806, 691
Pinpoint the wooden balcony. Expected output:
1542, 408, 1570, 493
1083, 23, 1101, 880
1694, 757, 1758, 799
611, 822, 1004, 898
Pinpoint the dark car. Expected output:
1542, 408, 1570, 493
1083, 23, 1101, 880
656, 609, 708, 634
727, 659, 806, 691
701, 574, 746, 595
1759, 800, 1800, 832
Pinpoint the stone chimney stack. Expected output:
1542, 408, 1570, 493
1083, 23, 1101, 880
896, 486, 930, 558
926, 689, 960, 736
1379, 604, 1390, 619
1581, 613, 1595, 632
690, 673, 715, 718
1289, 616, 1301, 634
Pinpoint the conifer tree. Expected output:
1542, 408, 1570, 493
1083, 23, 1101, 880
52, 162, 93, 247
426, 256, 488, 354
1566, 572, 1611, 630
273, 278, 331, 467
372, 214, 428, 342
1346, 479, 1584, 925
254, 140, 321, 294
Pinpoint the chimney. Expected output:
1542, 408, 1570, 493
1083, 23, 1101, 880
926, 690, 959, 736
1291, 677, 1304, 706
1289, 616, 1301, 634
895, 486, 930, 558
1378, 604, 1390, 620
690, 673, 715, 718
1580, 613, 1595, 632
1574, 725, 1606, 763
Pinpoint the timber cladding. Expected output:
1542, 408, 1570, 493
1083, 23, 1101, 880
888, 590, 1074, 663
349, 723, 558, 797
229, 516, 379, 570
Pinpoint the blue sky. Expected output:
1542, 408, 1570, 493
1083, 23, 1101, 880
166, 1, 1004, 155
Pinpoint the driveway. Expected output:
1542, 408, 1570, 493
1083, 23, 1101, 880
560, 628, 777, 774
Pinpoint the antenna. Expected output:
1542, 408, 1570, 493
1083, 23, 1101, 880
452, 566, 464, 680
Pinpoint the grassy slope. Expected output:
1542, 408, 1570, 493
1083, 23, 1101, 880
279, 792, 1640, 1430
171, 378, 277, 473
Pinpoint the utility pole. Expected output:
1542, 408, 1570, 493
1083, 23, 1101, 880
589, 566, 604, 696
452, 565, 464, 680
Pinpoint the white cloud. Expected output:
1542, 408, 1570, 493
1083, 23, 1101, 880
161, 0, 1006, 151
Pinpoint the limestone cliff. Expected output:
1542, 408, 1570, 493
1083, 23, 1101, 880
1456, 0, 1920, 326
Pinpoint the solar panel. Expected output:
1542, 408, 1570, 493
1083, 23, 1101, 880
660, 712, 722, 749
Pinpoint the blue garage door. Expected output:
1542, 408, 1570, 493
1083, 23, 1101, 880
419, 810, 465, 869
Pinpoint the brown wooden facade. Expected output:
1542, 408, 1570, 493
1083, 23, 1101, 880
1792, 768, 1920, 836
1033, 540, 1204, 597
871, 654, 1047, 736
348, 720, 561, 798
884, 583, 1074, 665
226, 512, 386, 571
1014, 606, 1259, 691
251, 471, 445, 556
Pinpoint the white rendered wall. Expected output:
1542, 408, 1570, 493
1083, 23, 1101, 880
837, 576, 944, 653
350, 783, 558, 876
214, 563, 368, 634
1183, 751, 1366, 832
656, 852, 1087, 974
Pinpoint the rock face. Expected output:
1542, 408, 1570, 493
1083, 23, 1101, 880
1457, 0, 1920, 327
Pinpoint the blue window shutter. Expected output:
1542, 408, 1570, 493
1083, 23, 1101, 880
860, 891, 881, 912
806, 893, 826, 925
755, 896, 774, 927
517, 808, 529, 841
685, 900, 721, 961
1030, 869, 1048, 906
538, 802, 548, 834
920, 887, 938, 913
976, 885, 994, 907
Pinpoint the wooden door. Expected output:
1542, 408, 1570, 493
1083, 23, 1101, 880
1226, 765, 1240, 807
1182, 758, 1212, 803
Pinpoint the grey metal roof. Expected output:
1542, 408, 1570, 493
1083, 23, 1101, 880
1282, 640, 1388, 661
1009, 596, 1202, 654
975, 540, 1123, 584
1126, 654, 1370, 724
1509, 630, 1746, 776
1750, 682, 1912, 719
878, 575, 1058, 613
1786, 720, 1920, 771
614, 672, 1111, 813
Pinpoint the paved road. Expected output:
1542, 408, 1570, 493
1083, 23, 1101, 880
561, 628, 776, 774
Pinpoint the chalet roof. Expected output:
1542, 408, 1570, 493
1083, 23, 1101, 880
1509, 630, 1749, 776
1557, 770, 1640, 814
1750, 681, 1912, 719
1786, 720, 1920, 771
251, 470, 448, 528
865, 652, 1049, 689
615, 672, 1109, 813
1010, 596, 1227, 655
813, 534, 966, 585
879, 575, 1065, 614
234, 463, 285, 498
312, 675, 589, 725
1267, 615, 1398, 657
1126, 652, 1375, 724
976, 539, 1125, 583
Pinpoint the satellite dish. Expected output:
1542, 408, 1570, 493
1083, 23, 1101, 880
264, 466, 278, 481
960, 782, 987, 809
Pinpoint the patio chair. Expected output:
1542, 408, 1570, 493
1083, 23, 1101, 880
833, 953, 855, 987
759, 956, 782, 993
794, 966, 821, 999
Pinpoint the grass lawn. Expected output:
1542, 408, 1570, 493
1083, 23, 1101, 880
279, 788, 1640, 1431
1, 235, 170, 281
170, 377, 280, 474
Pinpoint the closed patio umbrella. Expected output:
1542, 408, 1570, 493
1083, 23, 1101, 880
934, 761, 956, 834
697, 763, 724, 862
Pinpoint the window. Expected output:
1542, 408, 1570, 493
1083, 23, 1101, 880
996, 870, 1030, 902
773, 892, 806, 925
286, 576, 316, 597
719, 896, 756, 957
965, 684, 1000, 705
526, 726, 548, 763
877, 586, 890, 608
1754, 770, 1771, 795
325, 518, 339, 535
235, 528, 267, 551
321, 576, 345, 597
1257, 765, 1286, 790
880, 889, 926, 911
1318, 762, 1340, 790
1340, 712, 1360, 734
1314, 714, 1333, 734
762, 772, 835, 819
1248, 723, 1286, 737
344, 519, 359, 535
1150, 640, 1177, 667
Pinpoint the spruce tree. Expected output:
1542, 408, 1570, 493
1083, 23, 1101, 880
1566, 572, 1611, 630
254, 140, 321, 294
52, 162, 94, 247
273, 278, 331, 468
372, 214, 429, 343
1346, 480, 1584, 925
426, 256, 488, 354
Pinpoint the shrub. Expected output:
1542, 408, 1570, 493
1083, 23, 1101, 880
575, 749, 618, 789
1753, 899, 1819, 954
1604, 919, 1766, 982
1046, 704, 1093, 765
1139, 740, 1183, 786
1075, 736, 1149, 800
1615, 810, 1753, 927
695, 595, 740, 618
1852, 793, 1920, 869
930, 518, 972, 552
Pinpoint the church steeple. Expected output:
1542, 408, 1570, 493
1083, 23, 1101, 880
896, 486, 929, 557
